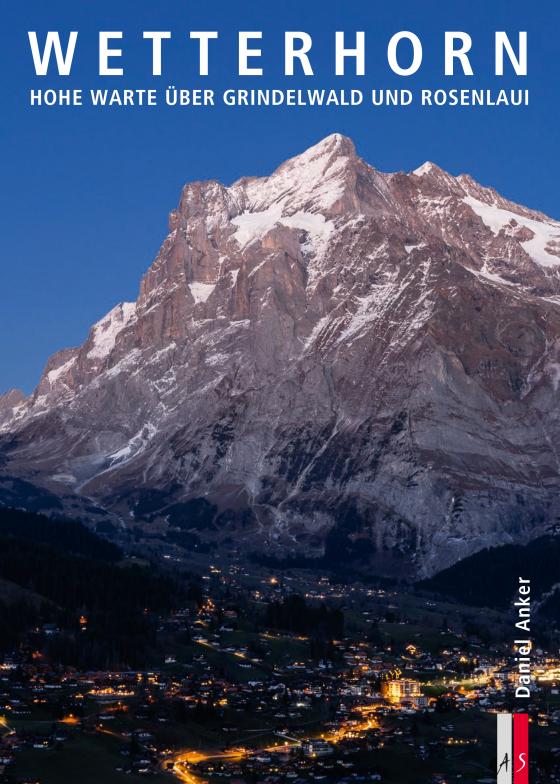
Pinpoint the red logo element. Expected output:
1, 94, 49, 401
513, 713, 529, 784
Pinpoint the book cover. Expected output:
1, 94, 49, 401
0, 2, 557, 782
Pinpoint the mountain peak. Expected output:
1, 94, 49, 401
413, 161, 435, 176
412, 161, 454, 180
4, 140, 560, 578
281, 133, 358, 175
227, 133, 363, 217
303, 132, 357, 157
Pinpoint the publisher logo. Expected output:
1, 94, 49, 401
497, 713, 529, 783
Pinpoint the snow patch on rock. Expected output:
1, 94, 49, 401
232, 207, 334, 253
464, 196, 560, 269
109, 423, 158, 466
88, 302, 137, 360
46, 357, 76, 385
189, 282, 216, 304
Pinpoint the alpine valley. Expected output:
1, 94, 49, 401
2, 134, 560, 578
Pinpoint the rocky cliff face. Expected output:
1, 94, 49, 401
2, 134, 560, 577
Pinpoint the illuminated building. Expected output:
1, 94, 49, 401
381, 679, 427, 708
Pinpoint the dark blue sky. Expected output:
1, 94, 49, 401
1, 0, 558, 393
